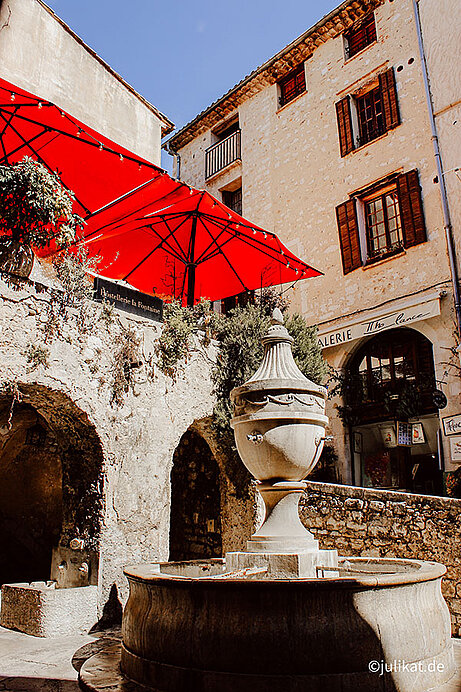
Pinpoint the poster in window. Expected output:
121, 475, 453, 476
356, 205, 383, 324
397, 421, 412, 446
380, 425, 396, 448
353, 432, 362, 453
449, 436, 461, 463
411, 422, 425, 445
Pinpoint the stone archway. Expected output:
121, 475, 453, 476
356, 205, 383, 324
169, 428, 222, 561
0, 384, 105, 586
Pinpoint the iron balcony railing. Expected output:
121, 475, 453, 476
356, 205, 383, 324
205, 129, 241, 179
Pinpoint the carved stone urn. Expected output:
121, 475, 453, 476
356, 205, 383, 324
230, 309, 328, 553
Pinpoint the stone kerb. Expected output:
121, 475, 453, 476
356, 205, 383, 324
300, 481, 461, 636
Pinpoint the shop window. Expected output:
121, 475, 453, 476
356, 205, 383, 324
348, 328, 436, 420
222, 187, 242, 216
344, 13, 377, 60
278, 65, 306, 108
347, 329, 441, 495
335, 67, 399, 155
335, 170, 426, 273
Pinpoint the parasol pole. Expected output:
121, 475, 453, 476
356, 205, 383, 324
186, 213, 198, 307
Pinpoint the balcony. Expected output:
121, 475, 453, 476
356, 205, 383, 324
205, 129, 241, 179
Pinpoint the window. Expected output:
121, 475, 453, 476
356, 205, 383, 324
350, 328, 436, 410
215, 120, 239, 142
363, 185, 403, 260
344, 13, 377, 59
335, 68, 400, 155
205, 120, 241, 179
336, 170, 426, 274
356, 86, 385, 145
222, 187, 242, 216
278, 65, 306, 107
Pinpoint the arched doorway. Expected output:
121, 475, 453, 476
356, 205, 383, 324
169, 428, 222, 561
0, 384, 104, 586
344, 327, 441, 494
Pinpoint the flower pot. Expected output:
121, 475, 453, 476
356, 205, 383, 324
0, 237, 34, 278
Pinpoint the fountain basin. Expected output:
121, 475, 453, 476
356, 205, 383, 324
118, 557, 455, 692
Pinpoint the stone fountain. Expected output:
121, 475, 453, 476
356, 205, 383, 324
80, 310, 456, 692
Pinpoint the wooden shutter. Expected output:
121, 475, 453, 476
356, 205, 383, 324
335, 97, 354, 157
397, 169, 427, 247
379, 68, 400, 131
336, 199, 362, 273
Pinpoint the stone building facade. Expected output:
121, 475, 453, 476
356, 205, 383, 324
166, 0, 461, 495
0, 0, 174, 163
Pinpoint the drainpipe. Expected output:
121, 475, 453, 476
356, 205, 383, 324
164, 141, 181, 181
412, 0, 461, 340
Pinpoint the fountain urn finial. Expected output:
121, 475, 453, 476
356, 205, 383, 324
230, 310, 328, 553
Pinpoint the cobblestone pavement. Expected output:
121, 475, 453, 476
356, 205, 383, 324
0, 626, 120, 691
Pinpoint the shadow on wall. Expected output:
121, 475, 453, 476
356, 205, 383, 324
0, 383, 105, 587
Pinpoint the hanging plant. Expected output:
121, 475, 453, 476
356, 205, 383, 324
0, 156, 84, 277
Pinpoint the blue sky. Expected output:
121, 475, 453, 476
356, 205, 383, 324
44, 0, 340, 168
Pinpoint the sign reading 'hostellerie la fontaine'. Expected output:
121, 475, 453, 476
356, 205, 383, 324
93, 277, 163, 322
317, 297, 440, 349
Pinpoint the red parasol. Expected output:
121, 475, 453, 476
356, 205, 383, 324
76, 180, 322, 305
0, 77, 322, 304
0, 76, 163, 216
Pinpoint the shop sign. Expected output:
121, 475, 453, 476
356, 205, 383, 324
93, 277, 163, 322
317, 297, 440, 349
442, 413, 461, 437
449, 436, 461, 462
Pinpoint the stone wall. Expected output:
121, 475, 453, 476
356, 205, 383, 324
0, 271, 256, 616
300, 481, 461, 636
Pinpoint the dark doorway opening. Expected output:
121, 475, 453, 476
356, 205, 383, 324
0, 406, 62, 585
169, 429, 222, 561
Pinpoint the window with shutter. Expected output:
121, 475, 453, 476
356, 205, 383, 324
379, 68, 400, 131
397, 169, 426, 247
337, 67, 400, 153
344, 13, 377, 59
335, 97, 354, 157
336, 199, 362, 273
278, 65, 306, 107
337, 170, 427, 273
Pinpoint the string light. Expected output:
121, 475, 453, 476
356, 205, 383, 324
286, 261, 290, 268
189, 188, 194, 195
253, 229, 257, 235
236, 224, 240, 229
10, 93, 15, 101
263, 232, 267, 238
99, 143, 104, 151
77, 128, 82, 138
228, 214, 232, 220
119, 154, 124, 162
61, 111, 65, 118
38, 102, 42, 109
